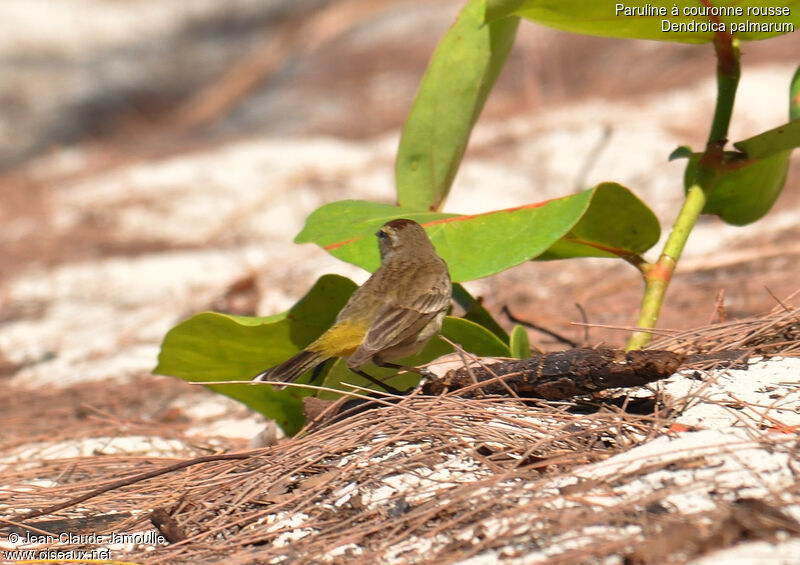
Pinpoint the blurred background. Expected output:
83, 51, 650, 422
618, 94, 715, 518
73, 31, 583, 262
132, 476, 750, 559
1, 0, 799, 426
4, 0, 799, 168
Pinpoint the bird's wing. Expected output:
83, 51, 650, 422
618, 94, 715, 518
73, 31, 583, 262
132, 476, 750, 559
353, 276, 451, 360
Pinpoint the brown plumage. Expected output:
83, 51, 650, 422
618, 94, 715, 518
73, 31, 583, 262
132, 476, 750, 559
253, 219, 451, 390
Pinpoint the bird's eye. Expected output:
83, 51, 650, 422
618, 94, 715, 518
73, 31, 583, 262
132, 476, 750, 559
376, 229, 388, 239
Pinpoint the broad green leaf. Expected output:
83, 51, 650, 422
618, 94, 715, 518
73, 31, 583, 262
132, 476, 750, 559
734, 119, 800, 158
297, 183, 660, 282
684, 151, 791, 225
295, 200, 458, 274
484, 0, 800, 43
154, 275, 357, 435
320, 316, 511, 396
396, 0, 519, 211
155, 273, 512, 430
509, 324, 531, 358
452, 282, 509, 342
294, 200, 458, 261
437, 315, 511, 358
792, 65, 800, 120
536, 183, 659, 260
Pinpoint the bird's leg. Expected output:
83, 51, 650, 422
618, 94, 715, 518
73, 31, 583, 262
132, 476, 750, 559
377, 362, 436, 379
350, 369, 405, 396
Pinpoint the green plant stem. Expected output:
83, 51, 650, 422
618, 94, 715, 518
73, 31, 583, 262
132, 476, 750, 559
708, 35, 741, 144
626, 35, 740, 351
627, 184, 706, 349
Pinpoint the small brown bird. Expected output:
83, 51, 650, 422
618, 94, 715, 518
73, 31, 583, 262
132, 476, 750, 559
253, 219, 451, 391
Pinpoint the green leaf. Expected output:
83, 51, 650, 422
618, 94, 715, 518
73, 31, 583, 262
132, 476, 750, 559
509, 324, 531, 358
452, 282, 509, 342
535, 183, 660, 261
484, 0, 800, 43
155, 271, 513, 429
684, 152, 791, 226
669, 145, 694, 161
396, 0, 519, 211
485, 0, 526, 22
438, 316, 511, 357
154, 275, 357, 435
295, 201, 459, 273
319, 316, 512, 397
685, 68, 799, 226
734, 119, 800, 158
297, 183, 660, 282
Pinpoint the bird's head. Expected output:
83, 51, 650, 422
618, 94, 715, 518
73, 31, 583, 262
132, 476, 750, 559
375, 218, 435, 260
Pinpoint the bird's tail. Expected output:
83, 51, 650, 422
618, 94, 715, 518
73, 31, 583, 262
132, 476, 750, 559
252, 350, 329, 388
